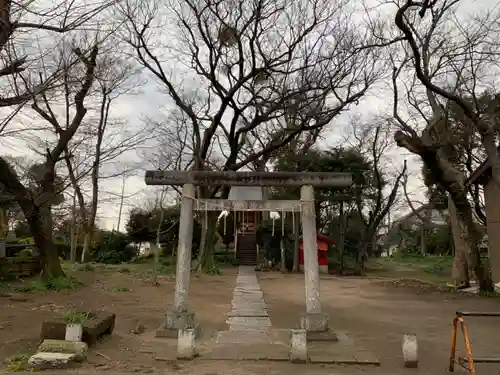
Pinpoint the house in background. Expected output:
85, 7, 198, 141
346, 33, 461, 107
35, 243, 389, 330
382, 205, 449, 257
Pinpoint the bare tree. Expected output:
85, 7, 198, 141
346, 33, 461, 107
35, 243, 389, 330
0, 0, 116, 129
388, 0, 497, 290
0, 40, 99, 278
352, 122, 406, 274
58, 43, 144, 262
122, 0, 383, 271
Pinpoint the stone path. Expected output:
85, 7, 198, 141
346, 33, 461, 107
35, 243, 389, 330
216, 266, 272, 344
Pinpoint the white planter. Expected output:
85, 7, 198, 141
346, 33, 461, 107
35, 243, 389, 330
402, 333, 418, 368
65, 323, 83, 342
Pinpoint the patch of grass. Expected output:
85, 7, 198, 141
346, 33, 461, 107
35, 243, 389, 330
160, 257, 175, 267
478, 290, 500, 298
158, 265, 175, 275
12, 284, 38, 293
366, 254, 454, 284
43, 276, 83, 291
5, 353, 30, 371
12, 276, 83, 293
112, 286, 130, 292
60, 309, 91, 324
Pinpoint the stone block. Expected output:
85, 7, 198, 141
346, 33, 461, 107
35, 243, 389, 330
300, 312, 329, 332
157, 310, 202, 338
28, 352, 78, 370
289, 329, 307, 363
165, 310, 195, 330
177, 328, 195, 359
156, 323, 202, 339
65, 323, 83, 342
38, 339, 88, 361
40, 311, 115, 346
307, 329, 338, 342
402, 334, 418, 368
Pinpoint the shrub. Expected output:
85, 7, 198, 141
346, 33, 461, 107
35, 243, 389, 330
214, 251, 233, 265
93, 231, 135, 264
15, 248, 35, 257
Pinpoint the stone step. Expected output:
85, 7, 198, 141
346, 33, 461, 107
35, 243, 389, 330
216, 330, 271, 344
224, 265, 271, 336
227, 312, 269, 318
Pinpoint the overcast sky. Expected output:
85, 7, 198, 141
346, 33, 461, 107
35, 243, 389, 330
2, 0, 497, 232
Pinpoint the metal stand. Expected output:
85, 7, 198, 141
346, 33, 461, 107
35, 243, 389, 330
449, 311, 500, 375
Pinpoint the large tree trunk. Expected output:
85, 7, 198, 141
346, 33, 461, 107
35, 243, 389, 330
448, 195, 470, 288
395, 132, 493, 291
445, 184, 492, 291
196, 211, 219, 272
436, 156, 493, 291
25, 204, 65, 280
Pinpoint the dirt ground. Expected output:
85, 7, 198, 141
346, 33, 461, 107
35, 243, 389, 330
2, 264, 500, 375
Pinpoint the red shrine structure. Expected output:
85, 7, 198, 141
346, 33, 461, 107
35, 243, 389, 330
299, 234, 335, 273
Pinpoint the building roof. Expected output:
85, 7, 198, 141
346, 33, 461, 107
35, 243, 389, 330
393, 204, 448, 227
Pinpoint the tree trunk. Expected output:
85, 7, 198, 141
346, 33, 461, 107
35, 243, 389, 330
196, 211, 219, 272
448, 195, 470, 288
25, 204, 65, 280
0, 208, 7, 237
355, 228, 374, 276
80, 231, 91, 262
338, 203, 346, 274
70, 228, 77, 261
395, 134, 493, 291
70, 193, 77, 262
292, 212, 300, 272
419, 224, 426, 255
447, 184, 493, 291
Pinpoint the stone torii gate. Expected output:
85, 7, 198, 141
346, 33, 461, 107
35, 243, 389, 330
145, 170, 352, 337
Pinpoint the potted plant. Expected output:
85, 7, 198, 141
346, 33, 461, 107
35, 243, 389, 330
61, 310, 89, 342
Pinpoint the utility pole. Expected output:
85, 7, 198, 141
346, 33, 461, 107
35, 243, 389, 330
116, 177, 126, 232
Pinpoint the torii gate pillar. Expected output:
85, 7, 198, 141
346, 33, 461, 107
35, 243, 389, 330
299, 184, 328, 331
